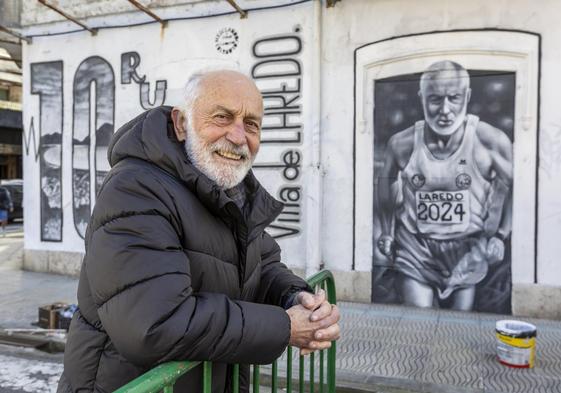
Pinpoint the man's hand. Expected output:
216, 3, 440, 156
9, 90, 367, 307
486, 236, 505, 264
286, 305, 321, 350
377, 235, 394, 257
292, 289, 341, 356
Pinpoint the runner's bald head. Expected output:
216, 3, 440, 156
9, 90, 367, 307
419, 61, 470, 94
418, 61, 471, 136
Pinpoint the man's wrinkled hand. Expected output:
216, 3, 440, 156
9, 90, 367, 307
293, 289, 341, 356
296, 289, 325, 318
286, 304, 320, 350
300, 304, 340, 356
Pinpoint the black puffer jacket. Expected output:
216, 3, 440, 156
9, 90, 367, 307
59, 106, 310, 392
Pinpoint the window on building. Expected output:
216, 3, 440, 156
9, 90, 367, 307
0, 88, 8, 101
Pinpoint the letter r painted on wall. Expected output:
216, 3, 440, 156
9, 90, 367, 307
121, 51, 167, 110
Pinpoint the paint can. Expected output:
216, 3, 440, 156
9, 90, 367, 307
496, 320, 537, 368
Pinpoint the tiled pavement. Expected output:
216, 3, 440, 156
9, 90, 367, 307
1, 231, 561, 393
0, 229, 77, 329
332, 303, 561, 392
266, 303, 561, 392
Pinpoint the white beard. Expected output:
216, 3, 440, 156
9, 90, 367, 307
424, 104, 468, 136
184, 122, 254, 190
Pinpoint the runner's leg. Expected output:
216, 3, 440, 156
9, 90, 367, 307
449, 286, 476, 311
400, 276, 434, 308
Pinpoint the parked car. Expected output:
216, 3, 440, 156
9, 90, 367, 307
0, 179, 23, 222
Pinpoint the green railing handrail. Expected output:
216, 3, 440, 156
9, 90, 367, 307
115, 269, 336, 393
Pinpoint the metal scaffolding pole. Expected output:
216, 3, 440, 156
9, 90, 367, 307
225, 0, 247, 19
37, 0, 97, 35
127, 0, 167, 26
0, 25, 30, 44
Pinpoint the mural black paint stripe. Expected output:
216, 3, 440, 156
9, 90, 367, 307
534, 34, 542, 285
352, 28, 542, 279
30, 61, 64, 242
72, 56, 115, 239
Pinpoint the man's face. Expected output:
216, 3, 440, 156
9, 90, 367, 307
420, 71, 471, 136
183, 72, 263, 189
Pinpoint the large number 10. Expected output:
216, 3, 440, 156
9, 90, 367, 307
30, 57, 115, 241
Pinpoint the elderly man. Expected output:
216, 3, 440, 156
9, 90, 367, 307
377, 60, 513, 311
57, 70, 340, 393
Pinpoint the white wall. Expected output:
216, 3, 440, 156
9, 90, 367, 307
21, 0, 561, 313
320, 0, 561, 289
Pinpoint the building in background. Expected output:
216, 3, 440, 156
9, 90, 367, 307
14, 0, 561, 319
0, 0, 22, 180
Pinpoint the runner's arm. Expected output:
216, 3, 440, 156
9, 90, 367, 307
378, 136, 401, 237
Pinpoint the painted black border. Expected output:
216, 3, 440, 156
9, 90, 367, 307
30, 60, 64, 243
24, 0, 312, 39
351, 28, 542, 286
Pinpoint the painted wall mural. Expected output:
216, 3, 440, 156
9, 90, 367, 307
72, 56, 115, 238
372, 60, 514, 313
24, 7, 314, 270
30, 61, 63, 242
28, 52, 166, 240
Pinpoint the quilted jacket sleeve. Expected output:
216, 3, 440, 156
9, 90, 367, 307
86, 169, 290, 368
256, 232, 313, 308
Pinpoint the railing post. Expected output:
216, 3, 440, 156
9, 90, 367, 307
299, 355, 304, 393
232, 364, 240, 393
309, 352, 315, 393
319, 349, 324, 393
287, 346, 293, 393
271, 360, 278, 393
253, 365, 260, 393
203, 361, 212, 393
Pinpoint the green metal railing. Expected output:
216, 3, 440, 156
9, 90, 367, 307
115, 270, 337, 393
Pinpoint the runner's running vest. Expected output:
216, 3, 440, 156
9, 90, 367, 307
398, 114, 490, 240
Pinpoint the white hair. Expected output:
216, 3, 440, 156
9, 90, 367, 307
179, 72, 204, 129
179, 67, 247, 123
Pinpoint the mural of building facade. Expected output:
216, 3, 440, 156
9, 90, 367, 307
20, 0, 561, 318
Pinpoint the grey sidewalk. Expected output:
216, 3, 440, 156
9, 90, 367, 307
332, 303, 561, 393
1, 233, 560, 393
0, 229, 77, 330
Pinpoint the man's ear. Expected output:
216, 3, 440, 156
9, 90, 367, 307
171, 107, 187, 142
466, 88, 472, 104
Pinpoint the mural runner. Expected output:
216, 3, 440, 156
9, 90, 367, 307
374, 60, 514, 312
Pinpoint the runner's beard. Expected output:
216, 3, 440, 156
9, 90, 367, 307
424, 103, 468, 137
184, 120, 254, 189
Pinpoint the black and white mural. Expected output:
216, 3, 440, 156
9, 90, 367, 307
30, 61, 63, 242
24, 14, 311, 270
72, 56, 115, 238
373, 60, 514, 313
